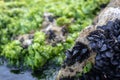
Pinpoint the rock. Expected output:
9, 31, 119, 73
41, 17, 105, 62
56, 0, 120, 79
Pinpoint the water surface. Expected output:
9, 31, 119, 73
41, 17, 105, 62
0, 60, 59, 80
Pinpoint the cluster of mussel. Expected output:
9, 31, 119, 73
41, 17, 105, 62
61, 19, 120, 80
63, 42, 90, 67
87, 19, 120, 79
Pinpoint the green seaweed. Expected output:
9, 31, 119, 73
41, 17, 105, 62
0, 0, 110, 70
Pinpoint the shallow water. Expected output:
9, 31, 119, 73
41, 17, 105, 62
0, 65, 36, 80
0, 61, 59, 80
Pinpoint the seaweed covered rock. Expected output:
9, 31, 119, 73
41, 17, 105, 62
42, 12, 68, 45
15, 34, 34, 49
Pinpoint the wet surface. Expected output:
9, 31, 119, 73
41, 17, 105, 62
32, 64, 60, 80
0, 59, 60, 80
0, 65, 36, 80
